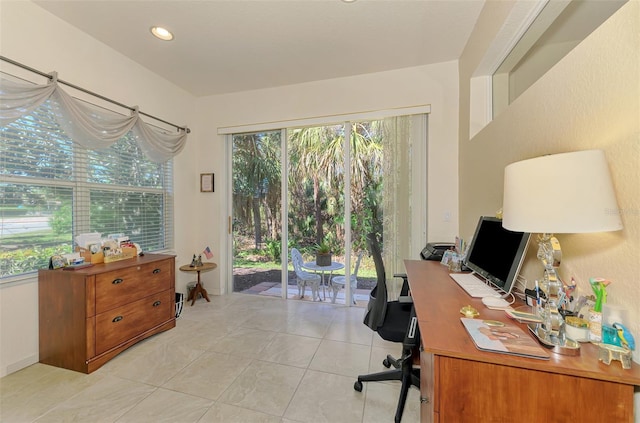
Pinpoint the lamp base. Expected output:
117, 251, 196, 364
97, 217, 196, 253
536, 233, 567, 342
528, 324, 580, 356
537, 234, 561, 266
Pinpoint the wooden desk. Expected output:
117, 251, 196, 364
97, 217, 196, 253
405, 260, 640, 423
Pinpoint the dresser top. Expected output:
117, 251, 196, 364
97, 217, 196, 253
40, 253, 176, 276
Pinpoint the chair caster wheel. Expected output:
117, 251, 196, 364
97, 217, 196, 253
354, 381, 363, 392
383, 358, 391, 368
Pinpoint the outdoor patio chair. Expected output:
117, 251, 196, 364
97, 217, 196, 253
330, 251, 364, 304
291, 248, 321, 301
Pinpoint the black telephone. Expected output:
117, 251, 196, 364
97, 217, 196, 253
420, 242, 455, 261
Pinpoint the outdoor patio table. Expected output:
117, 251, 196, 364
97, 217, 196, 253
302, 261, 344, 301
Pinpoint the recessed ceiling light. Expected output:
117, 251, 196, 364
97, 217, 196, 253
150, 26, 174, 41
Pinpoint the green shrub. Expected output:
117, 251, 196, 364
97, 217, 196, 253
50, 203, 72, 235
265, 238, 281, 262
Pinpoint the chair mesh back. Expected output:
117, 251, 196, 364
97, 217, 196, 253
363, 233, 388, 331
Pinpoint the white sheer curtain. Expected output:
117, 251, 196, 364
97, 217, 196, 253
0, 73, 187, 163
381, 115, 416, 299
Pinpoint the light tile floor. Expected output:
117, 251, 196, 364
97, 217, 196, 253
0, 293, 420, 422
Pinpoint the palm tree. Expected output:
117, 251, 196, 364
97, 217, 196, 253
350, 122, 384, 247
288, 123, 383, 250
232, 132, 281, 249
288, 126, 336, 245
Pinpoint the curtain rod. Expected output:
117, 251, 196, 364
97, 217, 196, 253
0, 55, 190, 134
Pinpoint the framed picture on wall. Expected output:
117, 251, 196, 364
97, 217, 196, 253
200, 173, 214, 192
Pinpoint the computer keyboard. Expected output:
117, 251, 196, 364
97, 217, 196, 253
449, 273, 501, 298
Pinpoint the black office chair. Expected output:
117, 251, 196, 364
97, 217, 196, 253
354, 233, 420, 423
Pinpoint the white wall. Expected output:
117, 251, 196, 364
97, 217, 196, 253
0, 1, 198, 377
458, 0, 639, 411
0, 1, 461, 376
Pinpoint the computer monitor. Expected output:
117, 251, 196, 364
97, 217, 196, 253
464, 216, 531, 296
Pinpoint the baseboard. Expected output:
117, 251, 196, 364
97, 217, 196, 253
3, 354, 38, 377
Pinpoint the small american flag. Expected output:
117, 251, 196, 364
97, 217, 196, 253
203, 246, 213, 259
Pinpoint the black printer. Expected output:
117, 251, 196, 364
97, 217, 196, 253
420, 242, 454, 261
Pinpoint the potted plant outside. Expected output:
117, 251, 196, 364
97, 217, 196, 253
315, 240, 332, 266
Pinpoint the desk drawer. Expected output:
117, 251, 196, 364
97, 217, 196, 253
95, 289, 172, 355
95, 259, 172, 314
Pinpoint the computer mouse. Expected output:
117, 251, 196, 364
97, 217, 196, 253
482, 297, 510, 309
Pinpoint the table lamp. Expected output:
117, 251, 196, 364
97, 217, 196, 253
502, 150, 622, 344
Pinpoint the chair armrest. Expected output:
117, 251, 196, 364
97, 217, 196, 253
394, 273, 410, 296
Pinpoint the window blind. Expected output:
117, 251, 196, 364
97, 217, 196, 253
0, 101, 173, 279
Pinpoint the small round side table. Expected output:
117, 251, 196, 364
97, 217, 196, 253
179, 262, 217, 306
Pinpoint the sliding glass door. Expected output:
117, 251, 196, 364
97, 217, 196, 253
231, 131, 283, 295
229, 114, 426, 303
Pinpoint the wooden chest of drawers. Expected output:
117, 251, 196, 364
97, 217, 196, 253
38, 253, 176, 373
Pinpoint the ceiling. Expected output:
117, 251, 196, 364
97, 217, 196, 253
33, 0, 486, 97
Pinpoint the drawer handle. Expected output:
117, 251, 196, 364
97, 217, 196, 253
112, 278, 124, 285
153, 301, 162, 307
112, 316, 123, 323
152, 268, 161, 274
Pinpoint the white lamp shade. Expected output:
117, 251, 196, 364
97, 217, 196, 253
503, 150, 622, 233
